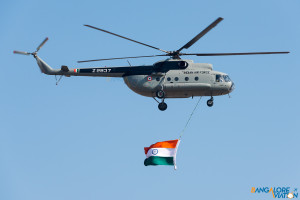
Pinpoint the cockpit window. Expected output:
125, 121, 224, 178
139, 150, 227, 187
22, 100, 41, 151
216, 74, 224, 82
223, 75, 231, 82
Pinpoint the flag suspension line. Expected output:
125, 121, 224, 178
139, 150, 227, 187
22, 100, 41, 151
179, 97, 202, 140
143, 97, 201, 170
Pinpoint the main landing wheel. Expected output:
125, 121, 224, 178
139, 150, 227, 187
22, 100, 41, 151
156, 90, 165, 99
207, 98, 214, 107
158, 102, 167, 111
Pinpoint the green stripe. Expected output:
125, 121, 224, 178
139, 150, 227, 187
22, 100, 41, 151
144, 156, 174, 166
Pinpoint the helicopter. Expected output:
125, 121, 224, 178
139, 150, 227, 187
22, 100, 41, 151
14, 17, 289, 111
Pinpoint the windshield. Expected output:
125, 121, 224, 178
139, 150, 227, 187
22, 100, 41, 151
223, 75, 231, 82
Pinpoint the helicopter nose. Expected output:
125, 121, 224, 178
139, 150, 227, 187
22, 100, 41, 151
229, 82, 235, 92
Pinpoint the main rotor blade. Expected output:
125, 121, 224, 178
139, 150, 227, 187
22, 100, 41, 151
36, 37, 48, 51
84, 25, 169, 54
182, 52, 290, 56
13, 50, 31, 55
177, 17, 224, 52
78, 54, 168, 63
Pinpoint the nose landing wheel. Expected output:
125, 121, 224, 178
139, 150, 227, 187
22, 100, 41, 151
207, 97, 214, 107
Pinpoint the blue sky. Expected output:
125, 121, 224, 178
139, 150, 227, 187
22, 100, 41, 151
1, 0, 299, 200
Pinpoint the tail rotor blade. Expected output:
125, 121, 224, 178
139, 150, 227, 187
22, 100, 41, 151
36, 37, 48, 51
13, 50, 31, 55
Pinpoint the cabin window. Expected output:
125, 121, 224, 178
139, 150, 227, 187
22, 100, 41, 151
175, 77, 179, 81
185, 77, 189, 81
195, 77, 199, 81
156, 77, 160, 81
167, 77, 171, 81
216, 74, 224, 82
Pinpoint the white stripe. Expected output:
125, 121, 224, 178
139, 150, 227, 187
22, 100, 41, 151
146, 148, 176, 158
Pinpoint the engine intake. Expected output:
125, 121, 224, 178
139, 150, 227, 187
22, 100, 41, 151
178, 61, 188, 69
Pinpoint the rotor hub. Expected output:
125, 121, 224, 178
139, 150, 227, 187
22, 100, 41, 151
168, 51, 181, 59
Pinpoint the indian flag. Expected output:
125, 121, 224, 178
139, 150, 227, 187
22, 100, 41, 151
144, 139, 180, 169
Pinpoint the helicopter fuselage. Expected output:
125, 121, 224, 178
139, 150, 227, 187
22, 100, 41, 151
35, 57, 234, 99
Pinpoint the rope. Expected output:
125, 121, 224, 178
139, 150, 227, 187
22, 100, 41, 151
179, 97, 202, 139
55, 75, 63, 85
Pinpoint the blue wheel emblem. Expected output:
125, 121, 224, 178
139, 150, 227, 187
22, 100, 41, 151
152, 149, 158, 155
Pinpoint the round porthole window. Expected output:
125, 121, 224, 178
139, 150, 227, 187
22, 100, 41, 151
195, 77, 199, 81
185, 77, 189, 81
167, 77, 171, 81
175, 77, 179, 81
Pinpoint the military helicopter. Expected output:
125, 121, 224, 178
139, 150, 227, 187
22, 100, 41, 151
14, 17, 289, 111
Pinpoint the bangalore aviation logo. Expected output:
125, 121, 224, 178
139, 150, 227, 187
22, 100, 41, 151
251, 187, 298, 198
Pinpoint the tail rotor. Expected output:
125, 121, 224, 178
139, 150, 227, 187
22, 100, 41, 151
14, 37, 48, 57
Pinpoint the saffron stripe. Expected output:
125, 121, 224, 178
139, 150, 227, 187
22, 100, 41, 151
144, 139, 179, 155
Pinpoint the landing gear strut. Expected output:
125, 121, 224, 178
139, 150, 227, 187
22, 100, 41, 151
207, 97, 214, 107
154, 90, 167, 111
